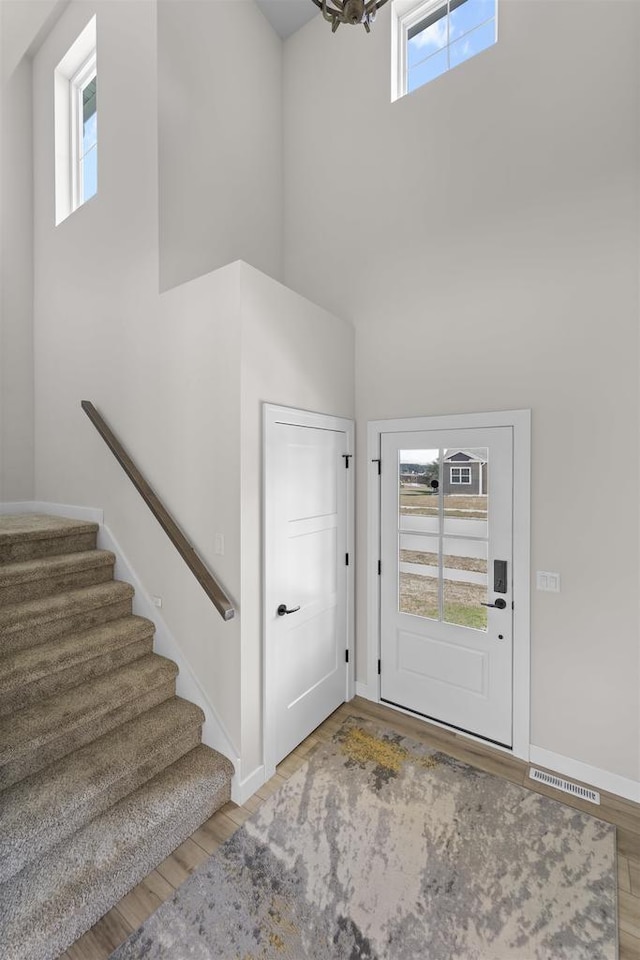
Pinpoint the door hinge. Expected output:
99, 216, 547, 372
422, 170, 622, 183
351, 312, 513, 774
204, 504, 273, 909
342, 454, 352, 469
345, 552, 349, 566
345, 649, 350, 663
378, 658, 381, 675
371, 458, 381, 475
377, 560, 381, 576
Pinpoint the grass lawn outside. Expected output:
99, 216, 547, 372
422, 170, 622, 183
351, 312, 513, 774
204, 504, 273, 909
399, 572, 488, 630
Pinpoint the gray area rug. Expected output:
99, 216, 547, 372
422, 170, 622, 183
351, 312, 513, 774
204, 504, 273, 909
111, 716, 617, 959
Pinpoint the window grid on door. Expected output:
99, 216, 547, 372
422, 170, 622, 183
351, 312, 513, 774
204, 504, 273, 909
398, 447, 489, 630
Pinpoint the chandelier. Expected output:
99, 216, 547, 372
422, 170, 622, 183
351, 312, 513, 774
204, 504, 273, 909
310, 0, 389, 33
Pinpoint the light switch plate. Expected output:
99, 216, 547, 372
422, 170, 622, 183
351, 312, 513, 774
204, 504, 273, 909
536, 571, 560, 592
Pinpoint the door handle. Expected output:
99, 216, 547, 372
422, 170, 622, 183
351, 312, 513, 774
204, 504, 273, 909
277, 604, 301, 616
481, 598, 507, 610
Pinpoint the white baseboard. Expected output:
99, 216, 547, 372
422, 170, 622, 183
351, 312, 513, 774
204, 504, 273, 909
0, 500, 103, 523
232, 764, 266, 806
529, 746, 640, 805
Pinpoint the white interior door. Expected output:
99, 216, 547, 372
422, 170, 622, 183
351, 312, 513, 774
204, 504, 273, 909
264, 407, 353, 774
380, 426, 513, 746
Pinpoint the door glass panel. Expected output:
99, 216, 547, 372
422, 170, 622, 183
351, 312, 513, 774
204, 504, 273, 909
399, 448, 440, 524
398, 451, 441, 619
443, 538, 488, 630
400, 532, 439, 565
399, 532, 440, 619
396, 446, 493, 632
399, 512, 440, 534
443, 446, 488, 537
399, 570, 439, 619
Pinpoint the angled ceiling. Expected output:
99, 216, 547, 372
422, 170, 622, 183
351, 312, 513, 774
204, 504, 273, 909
255, 0, 318, 39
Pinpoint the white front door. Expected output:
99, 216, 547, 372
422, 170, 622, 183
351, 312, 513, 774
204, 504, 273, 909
381, 426, 513, 746
264, 406, 353, 774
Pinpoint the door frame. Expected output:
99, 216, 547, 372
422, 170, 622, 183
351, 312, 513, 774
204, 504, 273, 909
366, 409, 531, 761
263, 404, 355, 779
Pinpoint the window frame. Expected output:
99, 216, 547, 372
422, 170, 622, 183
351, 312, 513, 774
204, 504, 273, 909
54, 15, 97, 225
391, 0, 498, 102
70, 51, 97, 212
450, 466, 471, 484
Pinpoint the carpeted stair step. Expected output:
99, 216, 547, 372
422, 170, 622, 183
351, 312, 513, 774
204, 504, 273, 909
0, 744, 234, 960
0, 580, 134, 657
0, 514, 98, 563
0, 653, 178, 790
0, 697, 206, 883
0, 549, 115, 605
0, 616, 155, 718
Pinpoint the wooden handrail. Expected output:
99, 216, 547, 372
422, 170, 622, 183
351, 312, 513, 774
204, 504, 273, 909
81, 400, 235, 622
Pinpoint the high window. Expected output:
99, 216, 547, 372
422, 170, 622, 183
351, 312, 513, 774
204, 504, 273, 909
55, 17, 97, 224
71, 54, 97, 209
392, 0, 497, 101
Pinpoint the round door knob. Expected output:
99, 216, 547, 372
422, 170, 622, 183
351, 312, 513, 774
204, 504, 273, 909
481, 598, 507, 610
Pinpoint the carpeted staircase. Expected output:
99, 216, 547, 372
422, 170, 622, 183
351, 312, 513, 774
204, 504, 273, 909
0, 514, 234, 960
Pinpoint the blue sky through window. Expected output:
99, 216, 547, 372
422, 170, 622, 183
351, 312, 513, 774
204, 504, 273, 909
81, 78, 97, 203
407, 0, 496, 94
82, 148, 97, 204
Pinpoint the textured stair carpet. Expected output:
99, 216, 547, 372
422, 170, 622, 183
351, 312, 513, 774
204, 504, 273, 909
112, 715, 617, 960
0, 514, 99, 562
0, 697, 206, 882
1, 745, 233, 960
0, 514, 234, 960
0, 615, 156, 716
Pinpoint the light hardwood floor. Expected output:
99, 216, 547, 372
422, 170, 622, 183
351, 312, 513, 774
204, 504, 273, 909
60, 697, 640, 960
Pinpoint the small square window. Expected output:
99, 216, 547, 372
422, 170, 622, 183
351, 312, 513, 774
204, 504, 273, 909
392, 0, 497, 101
450, 466, 471, 484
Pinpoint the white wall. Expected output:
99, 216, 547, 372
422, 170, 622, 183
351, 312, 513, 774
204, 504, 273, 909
31, 0, 244, 753
283, 0, 640, 782
14, 0, 640, 789
1, 0, 67, 79
239, 261, 354, 777
1, 56, 35, 502
0, 3, 40, 501
157, 0, 283, 292
27, 0, 350, 779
